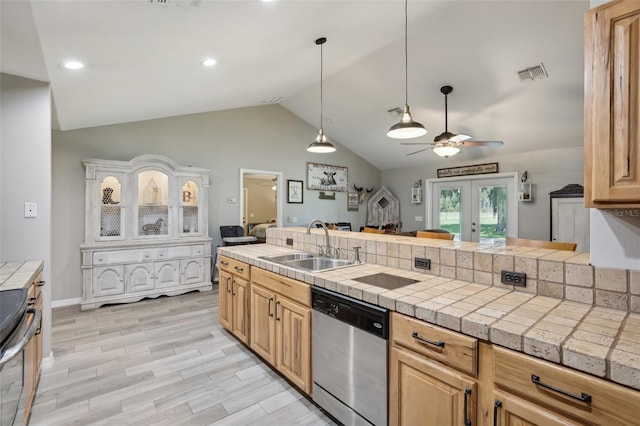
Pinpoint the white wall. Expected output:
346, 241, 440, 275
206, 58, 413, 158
0, 73, 53, 359
52, 104, 381, 301
382, 146, 584, 240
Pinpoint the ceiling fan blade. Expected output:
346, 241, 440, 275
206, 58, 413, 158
400, 142, 432, 146
449, 134, 472, 143
406, 148, 430, 156
460, 140, 504, 147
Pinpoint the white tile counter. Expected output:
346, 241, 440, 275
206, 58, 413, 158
218, 243, 640, 391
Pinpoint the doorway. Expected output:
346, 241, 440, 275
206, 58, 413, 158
426, 173, 518, 244
239, 169, 283, 234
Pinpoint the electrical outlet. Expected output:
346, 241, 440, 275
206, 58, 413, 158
286, 238, 294, 246
24, 203, 37, 218
501, 270, 527, 287
414, 257, 431, 270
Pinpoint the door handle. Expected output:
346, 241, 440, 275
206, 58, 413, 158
231, 280, 236, 296
493, 400, 502, 426
226, 277, 231, 293
275, 301, 281, 321
268, 298, 274, 317
463, 387, 472, 426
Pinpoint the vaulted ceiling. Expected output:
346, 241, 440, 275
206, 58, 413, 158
1, 0, 589, 170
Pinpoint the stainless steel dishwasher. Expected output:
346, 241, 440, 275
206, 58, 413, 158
311, 286, 389, 426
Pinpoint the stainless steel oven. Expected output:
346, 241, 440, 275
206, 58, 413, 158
0, 289, 41, 426
311, 287, 389, 426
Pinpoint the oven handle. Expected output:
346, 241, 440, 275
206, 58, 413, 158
0, 308, 41, 368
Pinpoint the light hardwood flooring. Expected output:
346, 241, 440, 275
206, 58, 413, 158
30, 288, 336, 425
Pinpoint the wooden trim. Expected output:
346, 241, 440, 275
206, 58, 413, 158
505, 237, 576, 251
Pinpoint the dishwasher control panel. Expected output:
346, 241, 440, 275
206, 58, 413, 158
311, 287, 388, 339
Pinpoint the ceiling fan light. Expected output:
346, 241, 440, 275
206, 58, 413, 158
387, 106, 428, 139
433, 145, 460, 158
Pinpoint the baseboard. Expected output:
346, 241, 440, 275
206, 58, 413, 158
42, 351, 55, 370
51, 297, 81, 308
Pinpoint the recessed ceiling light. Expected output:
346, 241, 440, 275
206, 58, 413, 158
201, 58, 217, 67
61, 60, 84, 70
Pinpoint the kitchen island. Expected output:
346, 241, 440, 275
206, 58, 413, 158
218, 226, 640, 425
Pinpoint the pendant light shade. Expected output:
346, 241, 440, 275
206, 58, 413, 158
307, 37, 336, 153
387, 0, 427, 140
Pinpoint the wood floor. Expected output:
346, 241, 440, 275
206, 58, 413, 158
30, 288, 336, 426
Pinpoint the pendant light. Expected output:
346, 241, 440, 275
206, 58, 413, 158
387, 0, 427, 139
307, 37, 336, 153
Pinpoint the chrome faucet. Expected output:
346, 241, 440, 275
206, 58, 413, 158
306, 219, 335, 258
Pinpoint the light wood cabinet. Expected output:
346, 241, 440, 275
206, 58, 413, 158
25, 272, 44, 422
81, 154, 212, 310
584, 0, 640, 207
218, 256, 250, 345
250, 268, 311, 395
389, 312, 478, 426
491, 346, 640, 426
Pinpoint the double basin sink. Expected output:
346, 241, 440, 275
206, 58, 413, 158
259, 252, 356, 272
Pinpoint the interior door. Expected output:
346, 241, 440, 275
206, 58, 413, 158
430, 175, 517, 244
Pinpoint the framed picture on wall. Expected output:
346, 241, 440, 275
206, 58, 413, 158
287, 180, 303, 203
411, 187, 422, 204
307, 162, 348, 192
347, 192, 359, 211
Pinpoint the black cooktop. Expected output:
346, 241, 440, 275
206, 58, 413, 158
0, 288, 27, 347
353, 273, 419, 290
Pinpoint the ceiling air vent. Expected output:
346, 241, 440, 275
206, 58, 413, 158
517, 63, 548, 81
387, 107, 403, 118
149, 0, 170, 4
262, 96, 283, 104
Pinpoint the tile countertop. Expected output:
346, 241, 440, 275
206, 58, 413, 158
218, 244, 640, 392
0, 261, 44, 291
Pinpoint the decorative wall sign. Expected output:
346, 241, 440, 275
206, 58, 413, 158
307, 162, 348, 192
319, 192, 336, 200
437, 162, 499, 178
347, 192, 359, 211
287, 180, 303, 203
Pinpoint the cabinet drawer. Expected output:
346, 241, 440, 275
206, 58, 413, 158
493, 346, 640, 426
219, 256, 250, 281
166, 244, 205, 259
391, 312, 477, 376
251, 267, 309, 307
94, 249, 151, 265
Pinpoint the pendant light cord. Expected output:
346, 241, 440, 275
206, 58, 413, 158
320, 40, 324, 130
404, 0, 408, 106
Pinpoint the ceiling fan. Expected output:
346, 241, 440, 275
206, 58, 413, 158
402, 85, 504, 157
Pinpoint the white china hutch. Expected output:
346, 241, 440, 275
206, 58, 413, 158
81, 154, 212, 310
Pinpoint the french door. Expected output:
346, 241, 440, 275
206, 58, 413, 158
428, 174, 518, 244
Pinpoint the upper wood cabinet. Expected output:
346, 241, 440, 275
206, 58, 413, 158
585, 1, 640, 207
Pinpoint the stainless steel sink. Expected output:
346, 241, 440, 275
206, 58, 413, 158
260, 253, 315, 263
259, 253, 356, 272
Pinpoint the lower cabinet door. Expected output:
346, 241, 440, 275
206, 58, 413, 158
389, 346, 476, 426
231, 276, 249, 344
180, 258, 204, 285
125, 263, 154, 292
493, 391, 580, 426
93, 265, 125, 297
154, 260, 180, 288
250, 284, 276, 366
275, 296, 311, 395
218, 270, 233, 331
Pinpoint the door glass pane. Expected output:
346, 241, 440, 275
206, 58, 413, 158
182, 180, 199, 234
478, 184, 507, 245
138, 170, 169, 236
100, 176, 122, 237
439, 187, 462, 241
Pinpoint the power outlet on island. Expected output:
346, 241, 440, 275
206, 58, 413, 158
286, 238, 294, 246
414, 257, 431, 270
501, 270, 527, 287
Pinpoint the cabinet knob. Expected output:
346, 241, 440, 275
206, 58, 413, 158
98, 256, 104, 261
159, 252, 164, 257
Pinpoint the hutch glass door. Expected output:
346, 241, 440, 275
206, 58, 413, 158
137, 170, 169, 237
